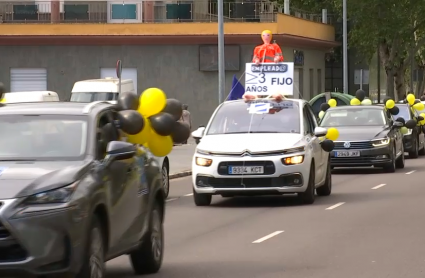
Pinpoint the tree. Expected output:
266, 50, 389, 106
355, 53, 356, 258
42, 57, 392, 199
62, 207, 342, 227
330, 0, 425, 99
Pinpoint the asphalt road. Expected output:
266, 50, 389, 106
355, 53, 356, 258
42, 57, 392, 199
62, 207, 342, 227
106, 156, 425, 278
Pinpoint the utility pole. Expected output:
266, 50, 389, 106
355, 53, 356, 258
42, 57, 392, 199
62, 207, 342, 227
218, 0, 225, 103
342, 0, 348, 94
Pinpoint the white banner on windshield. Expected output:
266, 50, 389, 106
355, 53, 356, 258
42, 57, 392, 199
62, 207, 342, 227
245, 62, 294, 96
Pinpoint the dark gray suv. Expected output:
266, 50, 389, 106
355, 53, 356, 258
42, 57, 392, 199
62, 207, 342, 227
0, 102, 165, 277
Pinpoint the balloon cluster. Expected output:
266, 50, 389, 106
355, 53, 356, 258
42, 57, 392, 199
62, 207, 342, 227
350, 89, 372, 106
397, 93, 425, 134
113, 88, 190, 157
320, 127, 339, 152
318, 98, 337, 119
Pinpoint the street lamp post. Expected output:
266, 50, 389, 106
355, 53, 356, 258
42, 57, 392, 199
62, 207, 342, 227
342, 0, 348, 94
218, 0, 225, 103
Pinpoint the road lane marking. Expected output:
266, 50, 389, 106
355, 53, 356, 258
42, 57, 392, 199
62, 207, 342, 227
184, 193, 194, 196
166, 198, 178, 202
406, 170, 416, 174
325, 202, 345, 210
371, 184, 386, 190
252, 231, 284, 243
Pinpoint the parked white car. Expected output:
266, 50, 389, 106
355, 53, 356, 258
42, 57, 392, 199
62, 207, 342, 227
191, 98, 333, 206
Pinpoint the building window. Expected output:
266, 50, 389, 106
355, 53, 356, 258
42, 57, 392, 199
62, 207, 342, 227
10, 68, 47, 92
107, 2, 142, 23
166, 3, 192, 21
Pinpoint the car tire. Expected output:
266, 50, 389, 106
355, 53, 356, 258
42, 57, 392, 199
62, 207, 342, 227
409, 138, 419, 158
316, 160, 332, 196
384, 146, 396, 173
76, 215, 105, 278
396, 146, 405, 169
193, 188, 212, 206
130, 202, 164, 275
297, 162, 315, 204
161, 162, 170, 198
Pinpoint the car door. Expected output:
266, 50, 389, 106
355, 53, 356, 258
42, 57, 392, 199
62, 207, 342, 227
303, 105, 324, 183
387, 111, 402, 155
95, 110, 140, 254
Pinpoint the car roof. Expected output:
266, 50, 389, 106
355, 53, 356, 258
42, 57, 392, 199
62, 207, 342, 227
0, 101, 113, 116
223, 98, 307, 106
328, 105, 384, 110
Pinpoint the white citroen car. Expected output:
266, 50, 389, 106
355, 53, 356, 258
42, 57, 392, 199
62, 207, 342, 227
191, 98, 333, 206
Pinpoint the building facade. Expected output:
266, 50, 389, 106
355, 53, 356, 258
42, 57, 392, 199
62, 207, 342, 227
0, 1, 337, 128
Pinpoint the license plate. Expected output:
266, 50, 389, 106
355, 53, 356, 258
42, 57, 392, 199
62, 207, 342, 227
228, 166, 264, 174
335, 151, 360, 157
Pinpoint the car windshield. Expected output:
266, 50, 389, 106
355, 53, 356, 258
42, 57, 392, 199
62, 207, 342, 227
394, 105, 412, 120
321, 108, 387, 127
0, 115, 87, 161
206, 100, 301, 135
70, 92, 118, 102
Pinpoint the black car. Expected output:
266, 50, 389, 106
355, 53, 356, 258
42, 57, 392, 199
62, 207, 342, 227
393, 103, 425, 158
0, 102, 165, 278
320, 105, 404, 172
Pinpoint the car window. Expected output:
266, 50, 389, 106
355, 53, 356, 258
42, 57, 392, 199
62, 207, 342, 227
302, 106, 314, 134
320, 108, 387, 127
306, 105, 318, 128
206, 100, 301, 134
71, 92, 118, 102
0, 115, 87, 160
394, 105, 412, 120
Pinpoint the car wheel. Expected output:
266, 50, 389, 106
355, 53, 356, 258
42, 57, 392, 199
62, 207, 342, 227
316, 160, 332, 196
396, 145, 405, 169
297, 162, 315, 204
130, 202, 164, 274
161, 162, 170, 198
76, 216, 105, 278
384, 146, 396, 173
409, 138, 419, 158
193, 188, 212, 206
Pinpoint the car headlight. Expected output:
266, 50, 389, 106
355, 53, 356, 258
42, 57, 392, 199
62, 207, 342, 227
195, 157, 213, 167
24, 182, 78, 205
372, 137, 390, 147
282, 155, 304, 165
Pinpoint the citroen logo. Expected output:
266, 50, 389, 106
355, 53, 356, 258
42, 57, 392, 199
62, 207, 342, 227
343, 142, 351, 149
241, 149, 251, 157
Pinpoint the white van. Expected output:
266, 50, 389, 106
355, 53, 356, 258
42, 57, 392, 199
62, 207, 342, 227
3, 91, 59, 103
70, 78, 135, 103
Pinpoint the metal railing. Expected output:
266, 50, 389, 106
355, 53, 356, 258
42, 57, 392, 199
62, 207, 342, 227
0, 0, 333, 24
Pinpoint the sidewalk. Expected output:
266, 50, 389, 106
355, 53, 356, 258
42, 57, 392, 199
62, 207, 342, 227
168, 138, 196, 179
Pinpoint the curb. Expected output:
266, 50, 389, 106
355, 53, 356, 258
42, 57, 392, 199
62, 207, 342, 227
169, 170, 192, 179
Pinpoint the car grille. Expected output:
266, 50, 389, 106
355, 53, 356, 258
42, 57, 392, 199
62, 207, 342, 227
0, 203, 28, 262
334, 141, 373, 150
0, 220, 10, 239
331, 156, 379, 163
196, 174, 303, 188
217, 161, 275, 175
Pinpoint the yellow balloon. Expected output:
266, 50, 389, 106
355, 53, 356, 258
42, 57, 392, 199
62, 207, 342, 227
147, 131, 173, 157
328, 99, 337, 107
407, 94, 415, 105
0, 98, 5, 103
413, 102, 425, 111
325, 127, 339, 141
400, 127, 408, 135
350, 98, 361, 105
385, 99, 395, 109
318, 110, 325, 119
127, 116, 151, 145
138, 88, 167, 117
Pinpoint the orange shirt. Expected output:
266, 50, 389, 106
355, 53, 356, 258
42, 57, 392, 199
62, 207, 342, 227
252, 43, 284, 63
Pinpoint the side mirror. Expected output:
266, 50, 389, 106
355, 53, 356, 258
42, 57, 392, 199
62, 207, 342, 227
314, 127, 328, 137
104, 141, 136, 165
191, 126, 206, 139
393, 121, 404, 128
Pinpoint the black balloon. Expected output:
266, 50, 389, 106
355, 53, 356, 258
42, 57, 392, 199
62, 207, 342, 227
414, 99, 421, 104
405, 119, 417, 129
117, 110, 145, 135
171, 122, 191, 144
117, 91, 139, 111
101, 123, 119, 143
320, 103, 330, 112
396, 117, 405, 124
355, 89, 366, 101
421, 96, 425, 101
149, 112, 175, 136
389, 106, 399, 115
422, 126, 425, 133
418, 116, 424, 121
321, 139, 335, 152
163, 99, 183, 121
